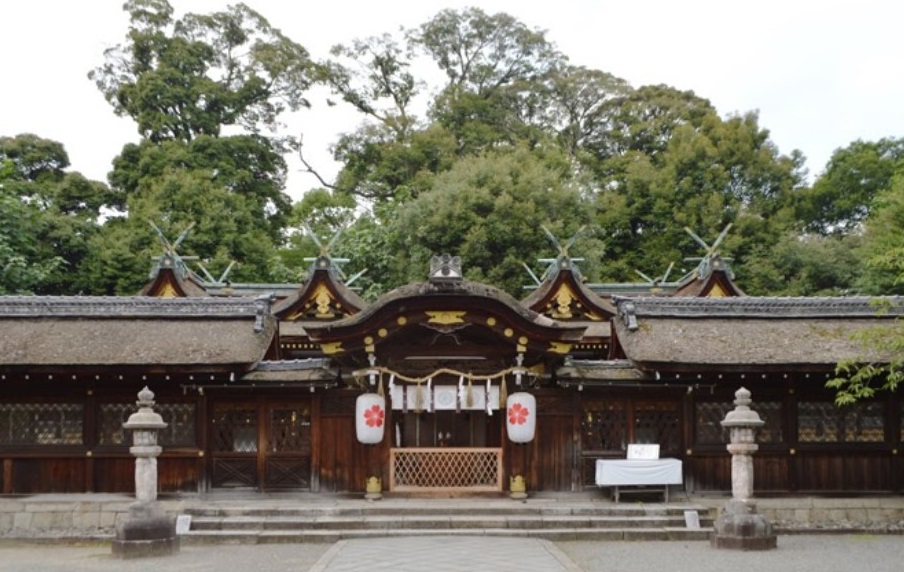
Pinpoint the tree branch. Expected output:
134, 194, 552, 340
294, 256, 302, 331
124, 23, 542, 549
297, 134, 337, 190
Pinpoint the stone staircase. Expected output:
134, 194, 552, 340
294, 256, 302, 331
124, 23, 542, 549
180, 498, 714, 544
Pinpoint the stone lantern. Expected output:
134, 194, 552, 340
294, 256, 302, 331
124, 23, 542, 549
112, 387, 179, 558
711, 387, 777, 550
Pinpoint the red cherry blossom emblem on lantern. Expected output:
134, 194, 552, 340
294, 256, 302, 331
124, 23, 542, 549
364, 404, 384, 428
508, 402, 530, 425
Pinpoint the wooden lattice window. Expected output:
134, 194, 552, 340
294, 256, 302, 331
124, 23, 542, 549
696, 400, 783, 445
267, 406, 310, 452
99, 403, 196, 447
756, 401, 783, 443
695, 402, 731, 445
212, 405, 258, 453
634, 401, 680, 451
0, 403, 83, 446
798, 401, 885, 443
582, 401, 626, 452
98, 403, 131, 446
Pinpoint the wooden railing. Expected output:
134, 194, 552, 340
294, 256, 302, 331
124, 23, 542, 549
389, 447, 503, 492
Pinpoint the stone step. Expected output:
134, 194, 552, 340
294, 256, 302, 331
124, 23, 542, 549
184, 504, 701, 518
187, 513, 701, 532
180, 526, 712, 544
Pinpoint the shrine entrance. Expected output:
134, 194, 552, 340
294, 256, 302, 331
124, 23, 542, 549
389, 409, 504, 491
208, 396, 312, 490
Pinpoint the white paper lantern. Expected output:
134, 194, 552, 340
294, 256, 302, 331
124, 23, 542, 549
356, 393, 386, 444
506, 392, 536, 443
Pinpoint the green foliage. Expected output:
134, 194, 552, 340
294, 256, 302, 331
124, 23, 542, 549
827, 180, 904, 403
798, 138, 904, 235
741, 233, 863, 296
82, 0, 317, 293
386, 146, 602, 296
828, 316, 904, 405
0, 186, 62, 295
855, 175, 904, 294
332, 124, 458, 203
0, 134, 110, 294
588, 91, 805, 281
91, 0, 314, 142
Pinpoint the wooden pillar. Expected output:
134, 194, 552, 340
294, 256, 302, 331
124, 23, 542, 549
2, 458, 12, 494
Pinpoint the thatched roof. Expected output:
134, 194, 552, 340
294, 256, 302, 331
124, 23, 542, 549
0, 296, 275, 368
612, 296, 904, 369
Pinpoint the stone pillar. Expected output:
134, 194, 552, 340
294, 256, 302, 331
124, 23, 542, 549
112, 387, 179, 558
711, 387, 777, 550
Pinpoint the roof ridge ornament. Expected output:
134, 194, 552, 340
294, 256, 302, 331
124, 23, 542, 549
681, 223, 735, 281
429, 254, 463, 286
528, 226, 587, 285
147, 221, 203, 282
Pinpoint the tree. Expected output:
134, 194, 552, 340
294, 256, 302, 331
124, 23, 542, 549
798, 138, 904, 235
385, 146, 602, 296
585, 87, 806, 282
413, 7, 564, 154
0, 134, 110, 294
827, 175, 904, 404
90, 0, 314, 142
84, 0, 318, 293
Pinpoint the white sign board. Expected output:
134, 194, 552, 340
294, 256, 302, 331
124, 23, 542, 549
175, 514, 192, 535
627, 444, 660, 460
684, 510, 701, 529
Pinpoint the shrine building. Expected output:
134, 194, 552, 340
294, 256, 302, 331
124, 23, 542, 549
0, 229, 901, 497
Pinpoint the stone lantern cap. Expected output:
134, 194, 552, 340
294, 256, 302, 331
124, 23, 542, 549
123, 386, 167, 430
720, 387, 765, 428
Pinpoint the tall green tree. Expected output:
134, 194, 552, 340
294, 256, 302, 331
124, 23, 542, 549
798, 138, 904, 235
0, 134, 109, 294
586, 86, 805, 282
386, 146, 602, 296
84, 0, 317, 293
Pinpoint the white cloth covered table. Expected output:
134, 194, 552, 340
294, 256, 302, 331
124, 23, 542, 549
595, 458, 683, 502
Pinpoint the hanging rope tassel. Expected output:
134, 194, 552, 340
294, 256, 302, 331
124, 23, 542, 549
377, 373, 384, 397
499, 376, 508, 409
466, 377, 474, 408
415, 381, 424, 414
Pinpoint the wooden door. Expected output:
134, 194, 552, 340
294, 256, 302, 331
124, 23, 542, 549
209, 397, 312, 490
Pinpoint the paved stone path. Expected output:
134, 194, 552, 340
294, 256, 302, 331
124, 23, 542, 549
2, 534, 904, 571
309, 536, 580, 572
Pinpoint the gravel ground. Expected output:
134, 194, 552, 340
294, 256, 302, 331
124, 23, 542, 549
1, 535, 903, 572
559, 535, 904, 572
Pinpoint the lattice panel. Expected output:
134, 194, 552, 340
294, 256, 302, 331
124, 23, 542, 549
798, 402, 839, 442
391, 448, 502, 491
268, 407, 311, 453
212, 406, 258, 452
0, 403, 83, 446
634, 402, 680, 451
843, 401, 885, 442
799, 401, 885, 443
158, 403, 197, 447
697, 401, 784, 445
756, 401, 783, 443
98, 402, 196, 447
212, 459, 257, 488
265, 457, 311, 488
98, 403, 131, 446
582, 402, 626, 451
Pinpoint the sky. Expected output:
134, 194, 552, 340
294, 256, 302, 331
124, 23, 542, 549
2, 0, 903, 200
